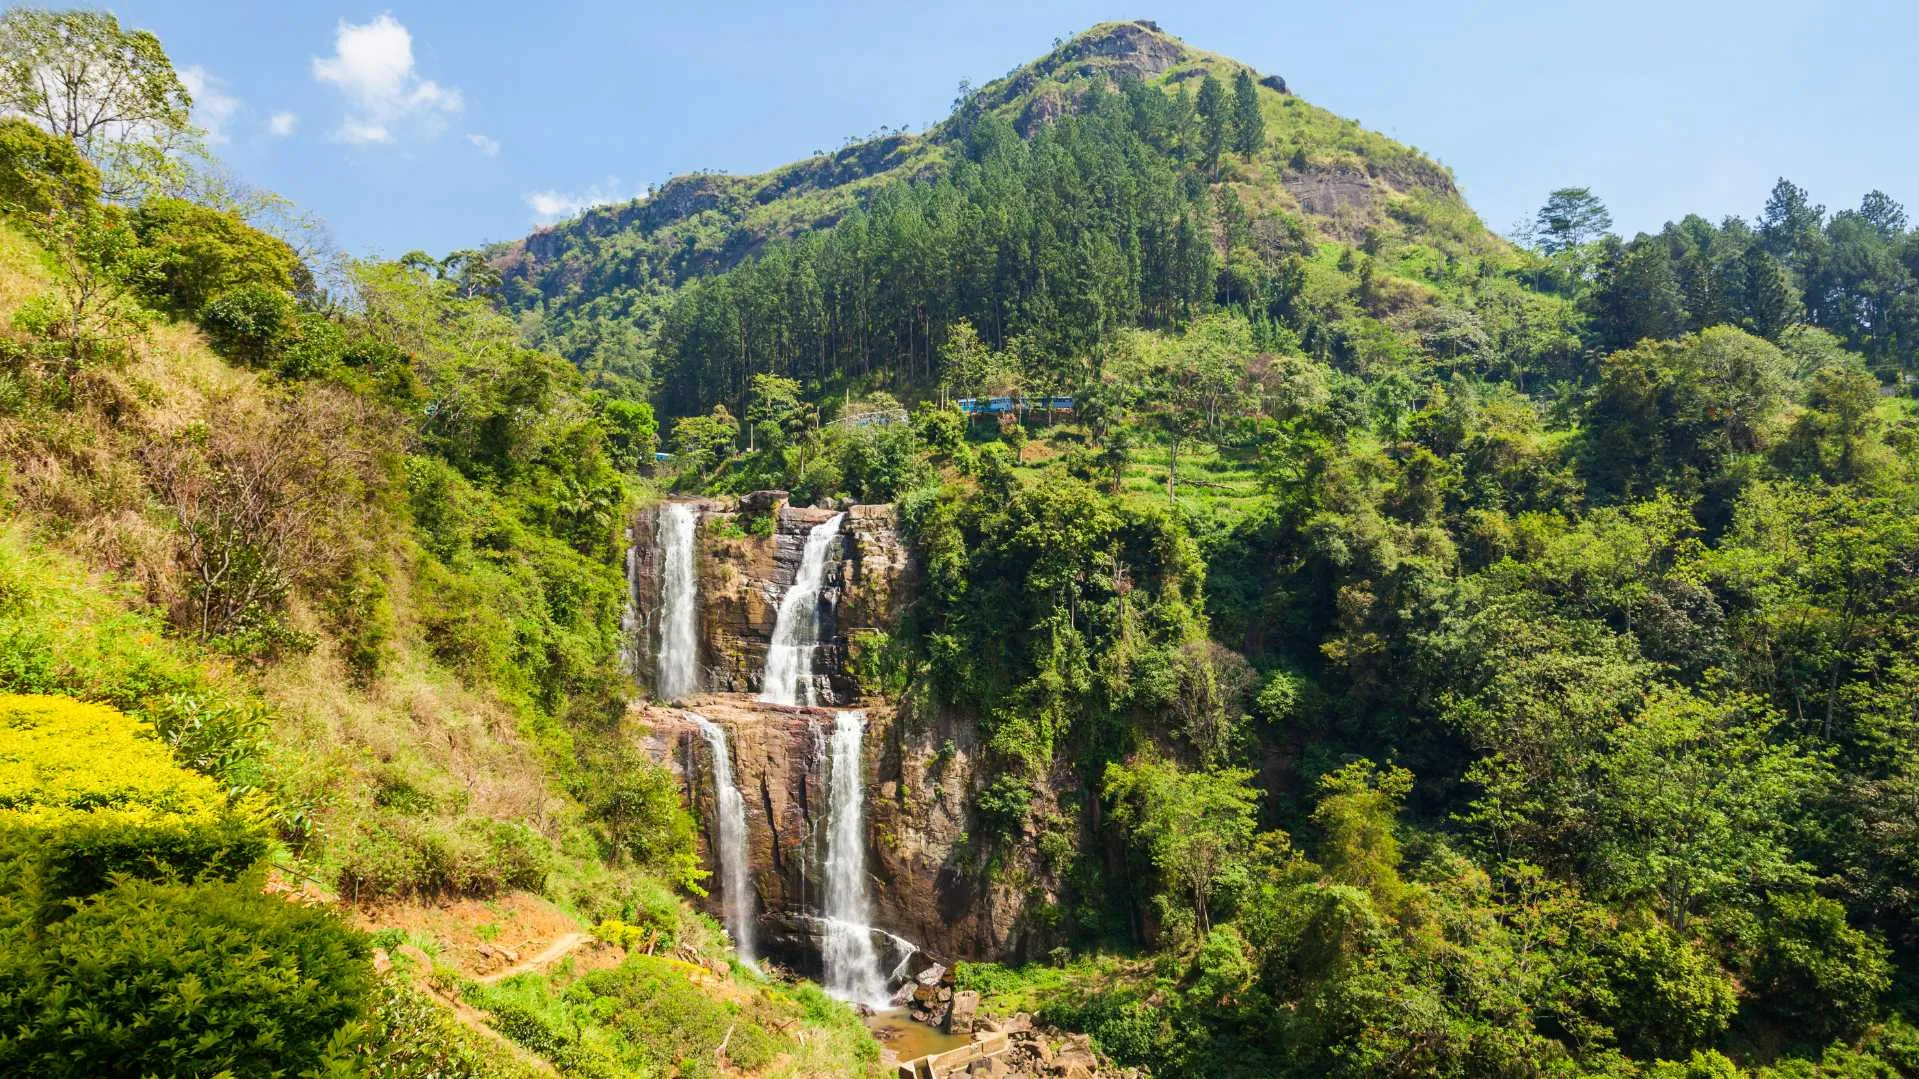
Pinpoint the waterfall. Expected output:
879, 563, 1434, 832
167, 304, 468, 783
687, 712, 755, 966
656, 502, 701, 701
820, 710, 890, 1007
759, 513, 845, 707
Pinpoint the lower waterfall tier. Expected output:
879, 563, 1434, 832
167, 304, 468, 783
639, 694, 1065, 966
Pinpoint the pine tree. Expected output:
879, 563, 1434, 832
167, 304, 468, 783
1195, 74, 1227, 178
1741, 244, 1802, 341
1230, 69, 1265, 157
1759, 178, 1824, 263
1591, 239, 1686, 350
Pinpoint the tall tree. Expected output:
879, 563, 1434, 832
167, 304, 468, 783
1856, 190, 1908, 239
1105, 751, 1260, 934
1195, 73, 1227, 178
1759, 178, 1825, 273
1740, 244, 1801, 341
1534, 187, 1613, 255
1590, 238, 1686, 350
0, 8, 195, 198
1230, 69, 1265, 157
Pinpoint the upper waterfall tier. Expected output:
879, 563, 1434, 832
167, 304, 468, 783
655, 502, 702, 700
760, 513, 845, 707
630, 495, 908, 707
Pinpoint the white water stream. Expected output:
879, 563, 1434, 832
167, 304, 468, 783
820, 710, 891, 1007
759, 513, 845, 706
688, 711, 755, 966
655, 502, 701, 701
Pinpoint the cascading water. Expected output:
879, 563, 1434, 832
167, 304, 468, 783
655, 502, 701, 701
820, 710, 890, 1007
688, 712, 755, 966
759, 513, 845, 707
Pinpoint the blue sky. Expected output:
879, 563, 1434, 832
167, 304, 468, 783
100, 1, 1916, 258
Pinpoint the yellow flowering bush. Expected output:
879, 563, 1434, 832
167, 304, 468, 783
0, 694, 266, 920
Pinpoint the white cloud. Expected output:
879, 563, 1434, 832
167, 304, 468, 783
180, 65, 242, 144
524, 178, 636, 224
466, 132, 500, 157
311, 13, 462, 144
340, 119, 391, 145
268, 111, 298, 137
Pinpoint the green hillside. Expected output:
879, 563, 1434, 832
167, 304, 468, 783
0, 9, 881, 1072
493, 19, 1530, 414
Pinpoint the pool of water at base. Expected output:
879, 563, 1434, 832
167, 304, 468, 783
864, 1008, 973, 1061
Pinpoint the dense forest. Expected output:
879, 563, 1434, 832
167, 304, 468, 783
4, 7, 1919, 1078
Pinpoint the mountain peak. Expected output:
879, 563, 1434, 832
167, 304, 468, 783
1039, 20, 1191, 82
960, 20, 1285, 135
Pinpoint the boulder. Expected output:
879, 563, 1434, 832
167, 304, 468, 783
990, 1012, 1033, 1035
946, 989, 979, 1036
916, 961, 947, 986
738, 489, 788, 513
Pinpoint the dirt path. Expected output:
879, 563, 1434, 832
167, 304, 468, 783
476, 930, 594, 984
436, 988, 560, 1076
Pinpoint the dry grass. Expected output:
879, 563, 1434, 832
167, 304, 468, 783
0, 219, 579, 902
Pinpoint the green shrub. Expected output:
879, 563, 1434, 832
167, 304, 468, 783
585, 751, 705, 891
199, 281, 299, 367
914, 402, 965, 455
0, 877, 373, 1077
473, 992, 624, 1079
847, 628, 909, 698
465, 818, 553, 893
1596, 924, 1738, 1059
0, 118, 99, 217
333, 815, 553, 901
354, 975, 546, 1079
975, 773, 1035, 841
1719, 891, 1890, 1043
130, 196, 306, 314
